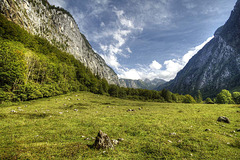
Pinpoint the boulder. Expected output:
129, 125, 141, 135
217, 116, 230, 123
92, 130, 114, 149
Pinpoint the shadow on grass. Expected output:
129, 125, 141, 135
60, 103, 89, 110
16, 113, 56, 119
0, 113, 7, 119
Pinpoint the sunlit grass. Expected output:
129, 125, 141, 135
0, 92, 239, 159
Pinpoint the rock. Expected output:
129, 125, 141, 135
74, 109, 78, 112
107, 106, 110, 108
205, 129, 211, 132
92, 130, 114, 149
117, 138, 124, 142
217, 116, 230, 123
127, 109, 135, 112
59, 112, 63, 114
138, 107, 142, 110
10, 110, 17, 113
112, 139, 119, 145
169, 132, 177, 136
168, 140, 172, 143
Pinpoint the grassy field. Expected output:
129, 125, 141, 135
0, 91, 240, 159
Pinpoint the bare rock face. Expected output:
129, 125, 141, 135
0, 0, 119, 85
158, 0, 240, 98
92, 130, 114, 149
217, 116, 230, 123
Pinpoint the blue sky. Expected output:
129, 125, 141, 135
48, 0, 237, 81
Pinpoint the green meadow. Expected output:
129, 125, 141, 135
0, 91, 240, 159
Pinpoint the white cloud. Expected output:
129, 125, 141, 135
48, 0, 67, 8
100, 22, 105, 27
126, 47, 132, 53
149, 60, 162, 70
100, 53, 120, 70
96, 8, 143, 71
118, 36, 214, 81
182, 36, 213, 64
118, 69, 141, 80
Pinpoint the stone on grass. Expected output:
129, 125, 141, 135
10, 110, 17, 113
74, 109, 78, 112
205, 129, 211, 132
92, 130, 114, 149
127, 109, 135, 112
112, 139, 119, 145
217, 116, 230, 123
169, 132, 177, 136
117, 138, 124, 142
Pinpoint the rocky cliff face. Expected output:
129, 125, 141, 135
120, 78, 166, 90
158, 0, 240, 98
0, 0, 119, 85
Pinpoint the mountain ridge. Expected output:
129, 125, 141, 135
120, 78, 166, 90
0, 0, 119, 85
157, 0, 240, 98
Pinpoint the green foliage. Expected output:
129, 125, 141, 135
216, 89, 235, 104
196, 90, 203, 103
205, 97, 214, 104
183, 94, 196, 103
232, 92, 240, 104
162, 89, 172, 102
0, 40, 26, 88
0, 14, 104, 101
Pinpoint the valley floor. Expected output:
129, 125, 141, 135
0, 92, 240, 159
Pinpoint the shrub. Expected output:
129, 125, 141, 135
205, 97, 214, 104
216, 89, 235, 104
183, 95, 196, 103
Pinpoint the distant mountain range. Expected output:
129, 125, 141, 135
158, 0, 240, 98
120, 78, 166, 90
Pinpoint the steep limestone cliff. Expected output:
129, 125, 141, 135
0, 0, 119, 85
158, 0, 240, 98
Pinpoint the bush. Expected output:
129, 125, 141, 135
233, 92, 240, 104
205, 97, 214, 104
216, 89, 235, 104
183, 95, 196, 103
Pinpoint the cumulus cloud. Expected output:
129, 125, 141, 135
149, 60, 162, 70
118, 36, 213, 81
